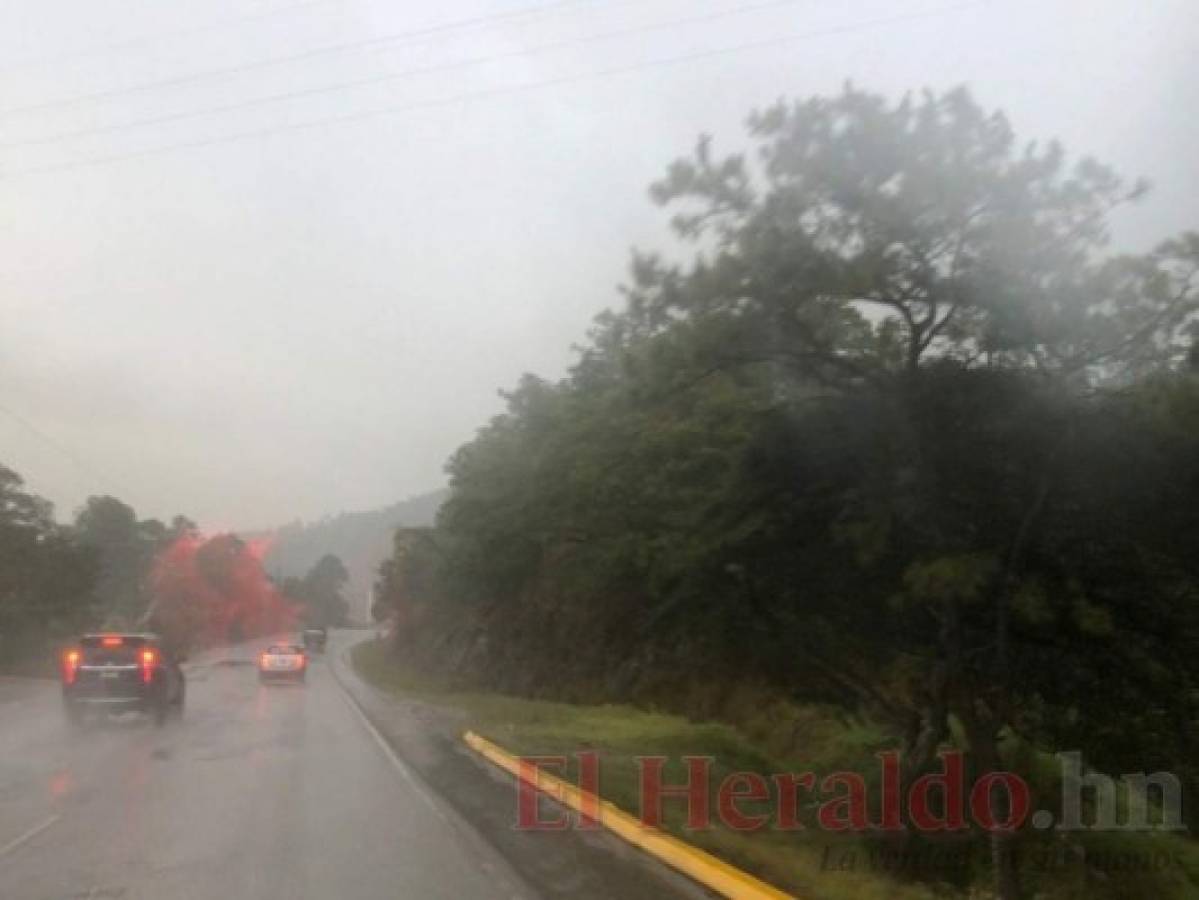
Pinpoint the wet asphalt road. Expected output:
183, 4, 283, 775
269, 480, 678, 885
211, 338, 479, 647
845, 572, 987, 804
0, 635, 532, 900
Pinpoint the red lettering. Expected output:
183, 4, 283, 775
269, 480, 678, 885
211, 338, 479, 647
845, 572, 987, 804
576, 751, 601, 830
877, 751, 903, 831
717, 772, 769, 831
970, 771, 1030, 832
638, 756, 711, 829
517, 756, 569, 830
909, 751, 967, 832
773, 772, 815, 830
818, 772, 869, 832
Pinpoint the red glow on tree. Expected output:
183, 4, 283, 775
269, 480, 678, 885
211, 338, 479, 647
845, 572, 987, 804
144, 532, 299, 649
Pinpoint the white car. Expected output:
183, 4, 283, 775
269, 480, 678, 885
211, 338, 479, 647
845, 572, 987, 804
258, 644, 307, 683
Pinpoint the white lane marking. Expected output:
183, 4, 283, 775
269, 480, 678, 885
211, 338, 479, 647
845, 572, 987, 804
331, 645, 535, 900
333, 664, 448, 820
0, 814, 60, 858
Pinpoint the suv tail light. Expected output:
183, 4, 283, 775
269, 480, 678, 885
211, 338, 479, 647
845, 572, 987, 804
62, 649, 81, 685
140, 648, 158, 684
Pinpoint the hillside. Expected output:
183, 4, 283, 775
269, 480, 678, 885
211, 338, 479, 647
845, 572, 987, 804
259, 488, 446, 621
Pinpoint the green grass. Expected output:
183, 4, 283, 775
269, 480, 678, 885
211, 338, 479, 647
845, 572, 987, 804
353, 639, 1199, 900
354, 640, 941, 899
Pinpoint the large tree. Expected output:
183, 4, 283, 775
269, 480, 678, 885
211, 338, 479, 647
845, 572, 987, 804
631, 85, 1198, 897
638, 85, 1195, 383
148, 532, 297, 648
283, 554, 350, 627
374, 87, 1199, 899
0, 466, 96, 661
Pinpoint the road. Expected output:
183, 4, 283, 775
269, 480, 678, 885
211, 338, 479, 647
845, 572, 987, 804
0, 634, 533, 900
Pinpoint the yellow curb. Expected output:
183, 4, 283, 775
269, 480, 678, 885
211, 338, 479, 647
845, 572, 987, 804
463, 730, 796, 900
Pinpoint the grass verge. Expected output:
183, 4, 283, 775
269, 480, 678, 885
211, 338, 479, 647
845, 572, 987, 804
353, 639, 1199, 900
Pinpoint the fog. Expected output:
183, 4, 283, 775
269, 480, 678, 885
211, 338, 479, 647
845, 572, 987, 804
1, 0, 1195, 528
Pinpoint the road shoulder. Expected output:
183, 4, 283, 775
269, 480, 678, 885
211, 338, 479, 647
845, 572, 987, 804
329, 632, 712, 900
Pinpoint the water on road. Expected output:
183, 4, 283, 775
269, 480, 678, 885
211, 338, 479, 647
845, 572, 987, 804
0, 637, 531, 900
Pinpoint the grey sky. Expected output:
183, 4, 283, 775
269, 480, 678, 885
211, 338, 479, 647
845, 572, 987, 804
1, 0, 1195, 529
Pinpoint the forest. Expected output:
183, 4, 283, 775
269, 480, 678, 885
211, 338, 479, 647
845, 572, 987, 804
371, 86, 1199, 897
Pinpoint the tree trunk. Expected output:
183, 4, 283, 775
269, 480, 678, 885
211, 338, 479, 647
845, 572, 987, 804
989, 829, 1021, 900
962, 714, 1022, 900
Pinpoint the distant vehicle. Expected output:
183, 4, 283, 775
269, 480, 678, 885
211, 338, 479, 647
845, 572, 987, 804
301, 626, 327, 653
259, 644, 307, 683
61, 633, 185, 726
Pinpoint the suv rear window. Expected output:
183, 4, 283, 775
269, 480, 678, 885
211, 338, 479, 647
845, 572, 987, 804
80, 635, 151, 664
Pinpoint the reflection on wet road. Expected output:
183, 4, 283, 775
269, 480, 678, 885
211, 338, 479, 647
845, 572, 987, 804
0, 636, 530, 900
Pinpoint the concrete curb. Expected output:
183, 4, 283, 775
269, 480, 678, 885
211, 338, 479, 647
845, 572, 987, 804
463, 730, 796, 900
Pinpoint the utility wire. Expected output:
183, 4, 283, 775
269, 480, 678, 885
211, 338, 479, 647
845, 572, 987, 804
0, 0, 348, 75
0, 401, 137, 496
0, 0, 816, 150
0, 0, 609, 119
1, 3, 983, 180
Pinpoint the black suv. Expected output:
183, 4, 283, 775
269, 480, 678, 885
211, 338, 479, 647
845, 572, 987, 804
61, 633, 185, 725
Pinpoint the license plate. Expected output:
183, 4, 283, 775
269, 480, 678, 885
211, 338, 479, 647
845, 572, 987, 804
268, 658, 294, 669
101, 670, 120, 679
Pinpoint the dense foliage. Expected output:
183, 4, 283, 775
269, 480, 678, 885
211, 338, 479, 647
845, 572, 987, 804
373, 87, 1199, 897
279, 553, 351, 627
72, 494, 196, 627
0, 474, 302, 664
0, 466, 96, 664
147, 532, 298, 649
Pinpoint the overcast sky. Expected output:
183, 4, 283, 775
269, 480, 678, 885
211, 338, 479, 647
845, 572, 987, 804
1, 0, 1195, 530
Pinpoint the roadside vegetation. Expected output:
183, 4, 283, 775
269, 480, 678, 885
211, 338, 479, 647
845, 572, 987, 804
355, 639, 1199, 900
0, 468, 350, 668
277, 553, 352, 628
0, 466, 96, 674
369, 86, 1199, 899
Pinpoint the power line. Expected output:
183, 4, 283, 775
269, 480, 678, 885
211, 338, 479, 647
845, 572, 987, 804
1, 3, 983, 180
0, 0, 818, 151
0, 401, 137, 496
0, 0, 608, 119
0, 0, 348, 76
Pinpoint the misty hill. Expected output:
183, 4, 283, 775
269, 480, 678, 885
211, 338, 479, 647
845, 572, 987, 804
259, 488, 446, 619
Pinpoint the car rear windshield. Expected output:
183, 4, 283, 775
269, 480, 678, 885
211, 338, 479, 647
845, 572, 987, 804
80, 635, 151, 664
267, 645, 302, 654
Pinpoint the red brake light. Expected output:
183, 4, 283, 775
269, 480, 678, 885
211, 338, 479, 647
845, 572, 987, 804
140, 648, 157, 683
62, 649, 81, 684
101, 635, 123, 647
